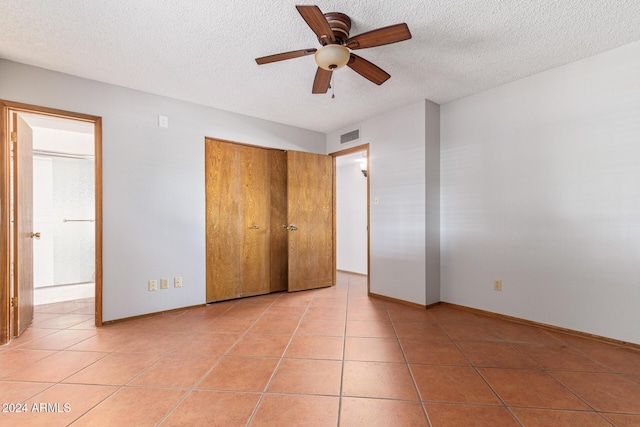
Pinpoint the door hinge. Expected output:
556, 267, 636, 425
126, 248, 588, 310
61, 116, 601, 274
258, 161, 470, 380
10, 132, 17, 143
11, 297, 18, 307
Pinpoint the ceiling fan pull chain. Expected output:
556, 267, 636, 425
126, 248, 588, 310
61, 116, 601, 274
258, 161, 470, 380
331, 73, 335, 99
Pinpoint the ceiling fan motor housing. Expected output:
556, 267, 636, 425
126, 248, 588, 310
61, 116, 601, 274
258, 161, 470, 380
322, 12, 352, 45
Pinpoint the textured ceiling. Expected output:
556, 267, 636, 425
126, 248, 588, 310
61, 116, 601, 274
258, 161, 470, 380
1, 1, 640, 133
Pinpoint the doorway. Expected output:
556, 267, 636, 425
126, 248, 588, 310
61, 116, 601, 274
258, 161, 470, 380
29, 114, 96, 306
0, 100, 103, 345
331, 144, 370, 292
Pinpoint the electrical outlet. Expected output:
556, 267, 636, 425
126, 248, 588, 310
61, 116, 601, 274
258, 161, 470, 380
174, 277, 182, 288
148, 280, 158, 291
160, 278, 169, 289
493, 280, 502, 291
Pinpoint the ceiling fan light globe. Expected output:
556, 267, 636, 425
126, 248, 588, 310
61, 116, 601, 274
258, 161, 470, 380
315, 44, 350, 71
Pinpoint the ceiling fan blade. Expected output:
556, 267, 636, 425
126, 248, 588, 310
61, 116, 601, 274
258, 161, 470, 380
312, 67, 332, 93
296, 5, 336, 44
346, 23, 411, 50
255, 48, 317, 65
347, 54, 390, 85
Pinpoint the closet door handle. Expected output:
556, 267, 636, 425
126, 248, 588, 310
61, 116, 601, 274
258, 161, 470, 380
250, 225, 260, 229
287, 224, 297, 231
30, 232, 41, 239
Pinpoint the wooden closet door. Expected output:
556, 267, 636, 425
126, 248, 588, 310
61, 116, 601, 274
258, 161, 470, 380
287, 151, 334, 291
269, 150, 288, 292
237, 144, 270, 297
206, 139, 242, 302
205, 140, 270, 302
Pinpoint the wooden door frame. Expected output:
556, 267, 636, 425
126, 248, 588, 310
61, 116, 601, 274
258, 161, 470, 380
0, 100, 103, 345
329, 144, 370, 292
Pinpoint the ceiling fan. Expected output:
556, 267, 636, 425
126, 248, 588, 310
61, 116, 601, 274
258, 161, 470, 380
255, 5, 412, 94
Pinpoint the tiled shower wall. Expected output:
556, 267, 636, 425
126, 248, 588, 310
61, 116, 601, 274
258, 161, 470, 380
33, 155, 94, 304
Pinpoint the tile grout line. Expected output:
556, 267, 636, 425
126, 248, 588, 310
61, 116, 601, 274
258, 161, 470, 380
67, 309, 208, 426
244, 289, 318, 427
336, 274, 352, 427
156, 294, 288, 426
1, 301, 104, 423
59, 297, 243, 425
5, 306, 120, 425
434, 312, 526, 426
478, 318, 606, 418
386, 300, 433, 427
444, 313, 617, 424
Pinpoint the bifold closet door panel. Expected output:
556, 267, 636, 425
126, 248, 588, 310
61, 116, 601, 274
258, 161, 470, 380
238, 144, 271, 297
206, 140, 333, 301
287, 151, 334, 292
206, 139, 242, 302
270, 150, 288, 292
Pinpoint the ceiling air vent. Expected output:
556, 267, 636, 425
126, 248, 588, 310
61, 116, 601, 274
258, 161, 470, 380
340, 129, 360, 144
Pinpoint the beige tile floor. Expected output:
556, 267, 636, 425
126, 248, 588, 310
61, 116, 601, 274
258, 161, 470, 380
1, 272, 640, 426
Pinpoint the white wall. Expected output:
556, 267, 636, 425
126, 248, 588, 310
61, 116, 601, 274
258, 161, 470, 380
441, 40, 640, 344
336, 162, 367, 274
31, 127, 95, 156
1, 59, 325, 322
328, 100, 440, 306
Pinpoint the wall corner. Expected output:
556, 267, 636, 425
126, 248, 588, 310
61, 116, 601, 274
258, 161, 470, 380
425, 99, 441, 304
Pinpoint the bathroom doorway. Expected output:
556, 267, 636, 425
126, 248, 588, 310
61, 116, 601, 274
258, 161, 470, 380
28, 113, 96, 305
0, 100, 103, 344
